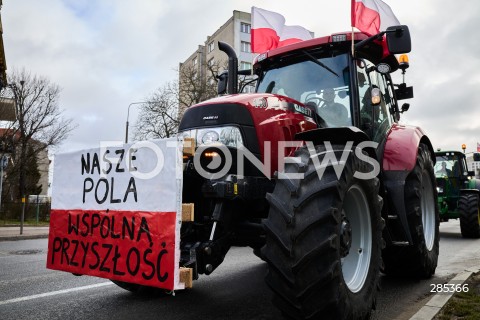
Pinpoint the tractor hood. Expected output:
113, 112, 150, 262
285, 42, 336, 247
189, 93, 314, 117
178, 93, 317, 173
178, 93, 316, 131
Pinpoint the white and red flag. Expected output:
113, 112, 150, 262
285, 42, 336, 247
351, 0, 400, 36
477, 142, 480, 152
251, 7, 313, 53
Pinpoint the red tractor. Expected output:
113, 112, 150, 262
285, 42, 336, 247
122, 26, 440, 319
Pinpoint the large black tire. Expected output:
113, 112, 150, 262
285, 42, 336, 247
459, 193, 480, 238
263, 144, 383, 320
383, 143, 439, 278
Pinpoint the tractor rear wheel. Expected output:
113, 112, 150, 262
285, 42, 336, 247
459, 193, 480, 238
263, 144, 383, 320
383, 143, 439, 278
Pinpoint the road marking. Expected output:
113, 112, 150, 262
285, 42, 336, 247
0, 282, 114, 306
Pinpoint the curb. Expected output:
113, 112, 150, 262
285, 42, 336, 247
409, 267, 480, 320
0, 234, 49, 241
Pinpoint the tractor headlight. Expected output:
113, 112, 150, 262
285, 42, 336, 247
436, 186, 444, 194
179, 126, 244, 148
201, 130, 220, 144
218, 127, 243, 147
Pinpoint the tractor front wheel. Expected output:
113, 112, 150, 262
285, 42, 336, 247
459, 193, 480, 238
263, 144, 383, 320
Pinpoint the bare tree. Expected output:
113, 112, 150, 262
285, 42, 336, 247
0, 68, 76, 200
133, 82, 180, 141
178, 60, 223, 116
133, 59, 225, 140
133, 58, 257, 140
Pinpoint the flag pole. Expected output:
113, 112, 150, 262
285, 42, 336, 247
351, 27, 355, 57
351, 0, 355, 57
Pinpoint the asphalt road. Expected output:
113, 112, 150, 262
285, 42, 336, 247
0, 220, 479, 320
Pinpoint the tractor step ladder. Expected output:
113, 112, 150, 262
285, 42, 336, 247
386, 213, 411, 246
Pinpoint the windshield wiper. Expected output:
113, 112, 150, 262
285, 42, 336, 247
302, 50, 339, 77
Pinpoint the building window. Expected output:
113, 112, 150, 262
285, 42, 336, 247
242, 83, 255, 93
192, 57, 197, 66
208, 42, 215, 53
240, 61, 252, 70
241, 23, 251, 34
208, 57, 215, 67
241, 41, 251, 53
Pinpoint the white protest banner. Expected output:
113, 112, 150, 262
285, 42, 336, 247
47, 138, 185, 290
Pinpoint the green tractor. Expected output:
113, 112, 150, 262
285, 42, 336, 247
435, 150, 480, 238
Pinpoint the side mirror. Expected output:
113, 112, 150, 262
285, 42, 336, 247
217, 70, 228, 95
386, 25, 411, 54
468, 171, 475, 176
401, 103, 410, 113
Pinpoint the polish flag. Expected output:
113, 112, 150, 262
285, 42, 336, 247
251, 7, 313, 53
352, 0, 400, 36
477, 142, 480, 152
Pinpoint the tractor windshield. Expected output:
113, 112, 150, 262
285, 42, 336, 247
435, 154, 465, 178
256, 52, 351, 127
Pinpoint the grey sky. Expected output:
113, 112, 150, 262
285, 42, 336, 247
3, 0, 480, 153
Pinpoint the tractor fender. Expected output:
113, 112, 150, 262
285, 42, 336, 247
383, 123, 435, 171
295, 126, 371, 145
382, 124, 435, 245
460, 188, 480, 195
467, 178, 480, 191
295, 126, 378, 161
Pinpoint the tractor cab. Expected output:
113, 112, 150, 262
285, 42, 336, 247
435, 151, 470, 198
435, 150, 474, 215
250, 25, 414, 145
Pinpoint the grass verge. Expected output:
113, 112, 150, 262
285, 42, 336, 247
0, 219, 49, 226
434, 271, 480, 320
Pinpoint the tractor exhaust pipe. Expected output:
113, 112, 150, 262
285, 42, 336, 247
218, 41, 238, 94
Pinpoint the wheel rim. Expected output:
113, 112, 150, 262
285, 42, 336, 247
341, 184, 372, 293
421, 171, 435, 251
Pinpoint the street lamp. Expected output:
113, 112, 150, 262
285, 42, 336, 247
125, 101, 149, 144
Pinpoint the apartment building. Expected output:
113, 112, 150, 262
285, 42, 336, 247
0, 0, 15, 120
0, 0, 7, 88
178, 10, 254, 115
